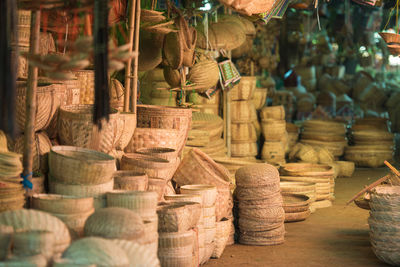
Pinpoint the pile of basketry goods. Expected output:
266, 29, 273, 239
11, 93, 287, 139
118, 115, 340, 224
280, 181, 317, 213
235, 164, 285, 245
282, 193, 312, 222
260, 105, 288, 165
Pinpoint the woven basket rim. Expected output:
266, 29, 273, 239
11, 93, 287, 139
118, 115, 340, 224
51, 146, 115, 162
113, 170, 148, 178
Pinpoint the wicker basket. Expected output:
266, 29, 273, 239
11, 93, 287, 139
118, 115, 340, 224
115, 112, 137, 151
231, 123, 257, 142
164, 194, 203, 205
157, 202, 202, 232
211, 218, 231, 259
0, 225, 13, 261
180, 185, 218, 207
301, 139, 347, 157
235, 163, 279, 187
303, 120, 346, 135
16, 81, 61, 132
344, 146, 393, 168
113, 171, 148, 191
231, 141, 257, 157
136, 147, 178, 161
187, 57, 220, 92
252, 88, 268, 110
125, 127, 181, 153
49, 177, 113, 198
32, 194, 94, 214
280, 163, 334, 177
111, 239, 160, 267
72, 70, 95, 104
121, 153, 176, 181
230, 76, 256, 101
49, 146, 116, 185
296, 144, 319, 163
13, 230, 55, 259
261, 119, 286, 141
260, 105, 285, 120
58, 105, 121, 153
148, 178, 168, 201
261, 141, 285, 163
230, 101, 252, 123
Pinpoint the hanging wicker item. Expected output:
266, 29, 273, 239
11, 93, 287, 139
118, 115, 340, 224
141, 9, 166, 23
162, 31, 184, 69
139, 31, 164, 71
187, 54, 220, 93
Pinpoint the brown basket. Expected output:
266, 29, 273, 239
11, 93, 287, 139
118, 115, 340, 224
125, 127, 181, 153
230, 76, 256, 101
261, 141, 285, 163
113, 171, 148, 191
72, 70, 95, 105
231, 141, 257, 157
115, 112, 137, 151
336, 161, 355, 178
252, 88, 268, 110
157, 202, 202, 233
379, 32, 400, 44
148, 177, 167, 201
280, 163, 334, 178
260, 105, 286, 120
261, 119, 286, 141
344, 146, 393, 168
32, 194, 94, 214
231, 123, 257, 142
16, 81, 61, 132
187, 57, 220, 92
135, 147, 178, 161
230, 101, 252, 123
58, 105, 121, 153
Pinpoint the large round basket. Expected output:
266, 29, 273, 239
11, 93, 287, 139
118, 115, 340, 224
230, 76, 256, 101
125, 127, 181, 153
280, 163, 334, 178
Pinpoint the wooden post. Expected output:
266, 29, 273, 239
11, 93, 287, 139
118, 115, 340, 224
124, 0, 136, 112
131, 0, 141, 114
23, 10, 41, 198
225, 89, 231, 157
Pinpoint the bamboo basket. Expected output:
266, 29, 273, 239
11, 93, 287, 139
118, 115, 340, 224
187, 58, 220, 92
111, 239, 160, 267
235, 163, 279, 187
49, 146, 116, 185
148, 178, 168, 201
230, 101, 252, 123
252, 88, 268, 110
157, 202, 202, 232
12, 132, 52, 174
16, 81, 61, 132
296, 144, 319, 163
303, 120, 346, 135
126, 127, 181, 153
301, 139, 347, 157
344, 146, 393, 168
211, 218, 231, 258
48, 177, 114, 198
72, 70, 95, 104
13, 230, 55, 259
32, 194, 94, 214
260, 105, 285, 120
180, 185, 218, 207
280, 163, 334, 178
113, 171, 148, 191
231, 123, 257, 142
164, 194, 203, 205
230, 76, 256, 101
261, 141, 285, 164
115, 112, 137, 151
136, 147, 178, 161
231, 141, 257, 157
58, 105, 121, 153
0, 225, 13, 261
84, 208, 145, 240
235, 185, 281, 200
261, 119, 286, 141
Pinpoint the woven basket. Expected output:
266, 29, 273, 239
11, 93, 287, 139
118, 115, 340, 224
12, 132, 51, 174
16, 81, 61, 132
261, 119, 286, 141
164, 194, 203, 205
121, 153, 176, 181
157, 202, 202, 232
301, 139, 346, 157
285, 209, 311, 222
317, 148, 335, 165
84, 207, 145, 240
58, 105, 121, 153
235, 185, 280, 200
260, 105, 285, 120
136, 147, 178, 161
13, 230, 55, 259
235, 163, 279, 187
353, 130, 394, 143
238, 216, 284, 232
32, 194, 94, 214
187, 57, 220, 92
252, 88, 268, 110
106, 191, 158, 219
344, 146, 392, 168
303, 120, 346, 135
238, 205, 285, 220
211, 218, 231, 259
261, 141, 285, 163
126, 127, 181, 153
0, 224, 13, 261
113, 171, 148, 191
71, 70, 95, 104
148, 178, 168, 201
49, 177, 113, 198
230, 76, 256, 101
115, 112, 137, 151
301, 132, 346, 142
296, 144, 319, 163
231, 141, 257, 157
231, 123, 257, 142
180, 185, 218, 207
230, 101, 252, 123
280, 163, 334, 177
0, 209, 70, 253
49, 146, 116, 185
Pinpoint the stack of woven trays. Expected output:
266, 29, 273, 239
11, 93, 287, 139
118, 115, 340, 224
106, 191, 159, 259
235, 164, 285, 246
184, 112, 226, 158
230, 77, 258, 159
260, 105, 288, 165
300, 119, 347, 158
0, 179, 25, 212
280, 181, 316, 213
0, 151, 23, 179
282, 193, 312, 222
179, 185, 218, 264
345, 119, 393, 168
189, 91, 220, 116
31, 194, 95, 239
286, 123, 299, 151
140, 68, 177, 107
368, 186, 400, 266
280, 163, 335, 210
121, 147, 180, 201
48, 146, 116, 209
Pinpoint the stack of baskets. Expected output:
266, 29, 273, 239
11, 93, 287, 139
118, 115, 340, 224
300, 119, 347, 158
251, 88, 268, 111
141, 68, 177, 107
188, 91, 220, 116
106, 191, 159, 257
280, 163, 335, 210
286, 123, 299, 150
48, 146, 116, 209
179, 185, 218, 264
345, 121, 393, 168
260, 105, 287, 165
0, 179, 25, 212
230, 77, 258, 159
31, 194, 95, 239
184, 112, 226, 158
0, 151, 22, 179
282, 193, 312, 222
280, 182, 317, 213
120, 150, 179, 201
235, 164, 285, 246
368, 186, 400, 266
113, 171, 148, 191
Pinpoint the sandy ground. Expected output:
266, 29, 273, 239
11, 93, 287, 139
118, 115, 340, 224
205, 167, 392, 267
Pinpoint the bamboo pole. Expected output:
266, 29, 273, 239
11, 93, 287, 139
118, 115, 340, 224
346, 174, 391, 205
124, 0, 136, 112
131, 0, 141, 114
226, 89, 231, 157
23, 10, 41, 198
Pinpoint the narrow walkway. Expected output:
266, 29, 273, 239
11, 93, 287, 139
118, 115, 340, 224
206, 168, 390, 267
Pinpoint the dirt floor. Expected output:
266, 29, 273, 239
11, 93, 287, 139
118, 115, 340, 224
205, 167, 392, 267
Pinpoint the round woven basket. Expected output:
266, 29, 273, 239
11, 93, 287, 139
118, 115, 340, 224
136, 147, 178, 161
260, 105, 285, 120
58, 105, 121, 153
211, 218, 231, 259
261, 141, 285, 163
148, 178, 168, 201
115, 112, 137, 151
280, 163, 334, 177
121, 153, 176, 181
252, 88, 268, 110
180, 184, 217, 207
32, 194, 94, 214
261, 119, 286, 141
187, 57, 220, 92
344, 146, 393, 168
126, 127, 181, 153
285, 209, 311, 222
113, 171, 148, 191
231, 141, 257, 157
303, 120, 346, 135
235, 164, 280, 187
49, 177, 114, 198
157, 202, 201, 233
230, 101, 252, 123
49, 146, 116, 185
230, 76, 256, 101
16, 81, 61, 132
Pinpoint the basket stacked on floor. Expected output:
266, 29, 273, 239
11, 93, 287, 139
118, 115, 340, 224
230, 77, 257, 159
0, 179, 25, 212
260, 105, 287, 165
235, 164, 285, 246
282, 193, 311, 222
280, 181, 317, 213
280, 163, 335, 210
300, 119, 347, 158
368, 186, 400, 266
189, 91, 221, 116
48, 146, 116, 209
345, 120, 393, 168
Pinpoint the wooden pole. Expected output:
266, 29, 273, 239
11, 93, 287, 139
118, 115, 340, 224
124, 0, 136, 112
346, 174, 391, 205
226, 89, 231, 157
131, 0, 141, 114
23, 10, 41, 198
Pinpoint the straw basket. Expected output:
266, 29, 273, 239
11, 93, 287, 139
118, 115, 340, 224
106, 191, 158, 219
280, 163, 334, 178
230, 76, 256, 101
58, 105, 121, 153
126, 127, 181, 153
157, 202, 202, 232
231, 141, 257, 157
261, 141, 285, 163
113, 171, 148, 191
187, 57, 220, 92
16, 81, 61, 132
379, 32, 400, 44
72, 70, 95, 104
336, 161, 355, 178
261, 119, 286, 141
135, 147, 178, 161
252, 88, 268, 110
115, 112, 137, 151
49, 146, 116, 185
295, 144, 319, 163
344, 146, 392, 168
260, 105, 285, 120
32, 194, 94, 214
148, 178, 168, 201
211, 218, 231, 259
0, 225, 13, 261
180, 184, 218, 207
231, 123, 257, 142
230, 101, 252, 123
